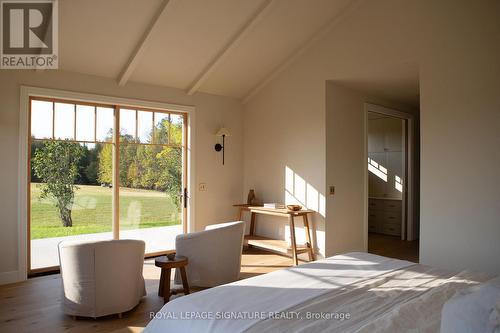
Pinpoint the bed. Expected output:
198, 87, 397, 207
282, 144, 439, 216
143, 252, 493, 333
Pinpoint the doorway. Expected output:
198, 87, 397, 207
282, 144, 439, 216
364, 103, 418, 262
27, 96, 188, 274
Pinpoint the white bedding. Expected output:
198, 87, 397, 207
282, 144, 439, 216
144, 252, 414, 333
250, 266, 489, 333
143, 252, 490, 333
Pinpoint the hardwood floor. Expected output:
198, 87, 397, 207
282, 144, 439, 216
0, 248, 293, 333
368, 233, 419, 262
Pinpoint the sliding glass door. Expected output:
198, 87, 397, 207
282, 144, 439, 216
28, 97, 187, 273
118, 108, 185, 255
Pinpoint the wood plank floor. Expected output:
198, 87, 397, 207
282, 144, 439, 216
0, 248, 293, 333
368, 233, 419, 263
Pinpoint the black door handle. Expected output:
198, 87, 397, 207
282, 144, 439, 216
183, 187, 188, 209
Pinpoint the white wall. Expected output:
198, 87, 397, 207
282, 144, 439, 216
419, 0, 500, 274
244, 0, 500, 273
0, 70, 244, 284
325, 84, 367, 255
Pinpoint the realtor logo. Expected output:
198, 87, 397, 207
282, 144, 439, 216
1, 0, 58, 69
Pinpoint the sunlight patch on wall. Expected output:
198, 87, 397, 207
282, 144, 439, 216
285, 166, 325, 217
306, 184, 318, 211
294, 173, 307, 204
368, 158, 388, 182
395, 175, 403, 192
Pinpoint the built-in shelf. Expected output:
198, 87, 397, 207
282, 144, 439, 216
244, 235, 309, 255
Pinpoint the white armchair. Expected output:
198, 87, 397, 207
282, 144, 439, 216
58, 239, 146, 318
174, 221, 245, 288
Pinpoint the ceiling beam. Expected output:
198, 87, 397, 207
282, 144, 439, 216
117, 0, 173, 87
186, 0, 275, 95
242, 0, 363, 104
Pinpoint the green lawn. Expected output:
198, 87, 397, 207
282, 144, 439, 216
31, 184, 181, 239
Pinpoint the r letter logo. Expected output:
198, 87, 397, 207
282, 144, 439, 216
1, 0, 58, 69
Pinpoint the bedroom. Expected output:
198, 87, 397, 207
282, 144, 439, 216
0, 0, 499, 332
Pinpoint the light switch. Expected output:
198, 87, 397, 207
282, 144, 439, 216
329, 186, 335, 195
199, 183, 207, 191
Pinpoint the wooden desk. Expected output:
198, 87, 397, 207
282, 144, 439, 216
234, 204, 315, 265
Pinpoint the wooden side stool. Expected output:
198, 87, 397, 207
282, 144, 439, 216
155, 255, 190, 303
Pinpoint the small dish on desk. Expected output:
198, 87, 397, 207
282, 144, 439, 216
166, 253, 176, 261
287, 205, 302, 211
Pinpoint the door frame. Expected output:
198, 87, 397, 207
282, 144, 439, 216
363, 103, 415, 245
18, 86, 196, 280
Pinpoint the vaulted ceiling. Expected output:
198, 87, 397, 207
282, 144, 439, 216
59, 0, 419, 106
59, 0, 355, 99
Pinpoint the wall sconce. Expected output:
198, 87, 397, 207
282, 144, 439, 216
214, 127, 230, 165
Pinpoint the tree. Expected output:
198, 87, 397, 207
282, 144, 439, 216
78, 144, 101, 185
156, 147, 182, 207
97, 143, 113, 184
85, 159, 99, 184
93, 118, 183, 209
32, 141, 84, 227
119, 135, 137, 187
30, 138, 45, 183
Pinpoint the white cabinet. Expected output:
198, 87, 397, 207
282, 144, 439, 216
368, 116, 403, 153
368, 115, 404, 200
368, 152, 387, 197
368, 198, 402, 236
386, 151, 403, 198
367, 113, 405, 237
384, 118, 403, 152
367, 120, 386, 152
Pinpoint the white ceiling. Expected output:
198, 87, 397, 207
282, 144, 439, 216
59, 0, 419, 106
59, 0, 162, 80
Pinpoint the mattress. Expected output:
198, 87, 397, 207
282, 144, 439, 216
143, 252, 490, 333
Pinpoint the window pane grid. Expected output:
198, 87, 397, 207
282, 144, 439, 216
96, 106, 114, 142
31, 98, 185, 148
51, 101, 55, 139
73, 104, 77, 141
94, 107, 97, 142
75, 105, 95, 142
54, 102, 75, 140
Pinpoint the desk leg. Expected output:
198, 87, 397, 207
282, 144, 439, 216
247, 212, 256, 249
289, 215, 299, 266
303, 214, 315, 261
250, 212, 256, 236
238, 208, 243, 221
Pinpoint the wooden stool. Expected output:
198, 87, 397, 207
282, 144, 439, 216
155, 255, 190, 303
